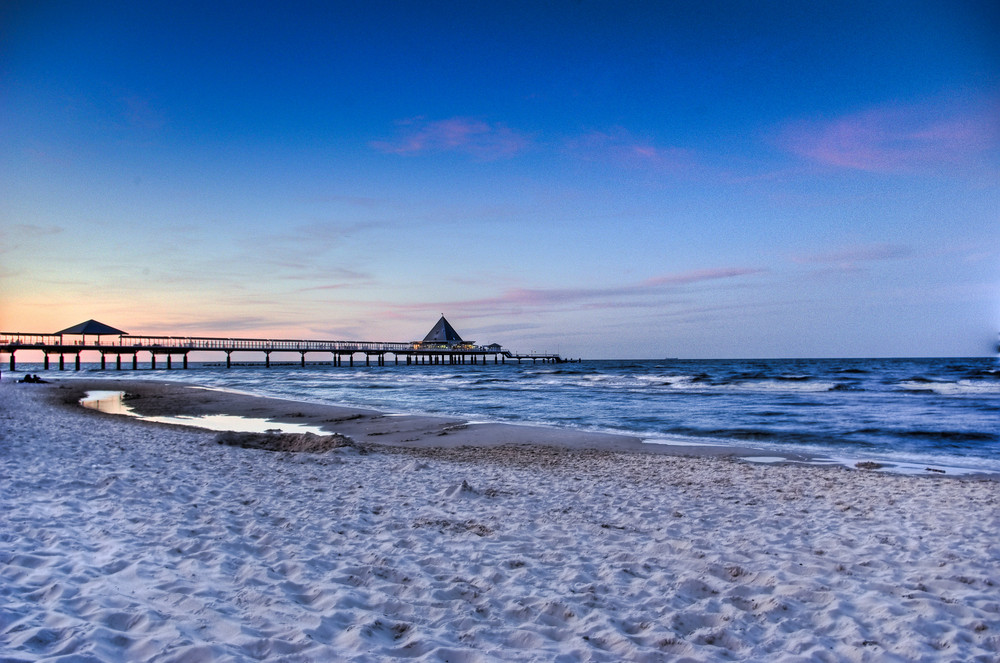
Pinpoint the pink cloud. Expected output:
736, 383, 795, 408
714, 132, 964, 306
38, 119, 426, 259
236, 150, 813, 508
429, 266, 764, 314
779, 100, 999, 173
370, 117, 530, 160
323, 268, 765, 327
641, 267, 765, 287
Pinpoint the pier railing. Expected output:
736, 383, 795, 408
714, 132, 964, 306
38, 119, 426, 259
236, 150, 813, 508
0, 332, 561, 356
0, 332, 63, 346
120, 335, 420, 353
0, 331, 567, 369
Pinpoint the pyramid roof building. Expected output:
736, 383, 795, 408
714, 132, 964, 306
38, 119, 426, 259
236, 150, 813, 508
421, 316, 468, 346
56, 319, 127, 336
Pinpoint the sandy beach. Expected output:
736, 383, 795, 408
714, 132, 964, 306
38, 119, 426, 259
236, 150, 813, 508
2, 378, 998, 662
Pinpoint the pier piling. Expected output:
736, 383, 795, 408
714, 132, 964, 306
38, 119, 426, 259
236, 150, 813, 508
2, 326, 566, 372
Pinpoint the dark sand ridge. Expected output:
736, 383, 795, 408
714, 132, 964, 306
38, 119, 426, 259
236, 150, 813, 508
45, 377, 783, 460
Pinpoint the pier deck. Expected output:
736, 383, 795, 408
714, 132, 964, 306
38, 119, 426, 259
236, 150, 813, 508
0, 332, 566, 371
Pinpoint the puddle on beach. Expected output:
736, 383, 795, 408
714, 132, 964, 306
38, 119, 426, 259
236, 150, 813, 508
824, 457, 984, 477
739, 453, 983, 477
80, 390, 330, 435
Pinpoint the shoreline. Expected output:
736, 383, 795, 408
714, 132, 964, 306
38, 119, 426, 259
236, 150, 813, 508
3, 378, 1000, 661
49, 376, 996, 477
51, 376, 795, 460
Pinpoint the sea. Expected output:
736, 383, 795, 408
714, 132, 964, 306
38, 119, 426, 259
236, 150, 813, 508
10, 356, 1000, 475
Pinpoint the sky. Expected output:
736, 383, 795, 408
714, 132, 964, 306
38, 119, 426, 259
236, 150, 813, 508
2, 1, 998, 358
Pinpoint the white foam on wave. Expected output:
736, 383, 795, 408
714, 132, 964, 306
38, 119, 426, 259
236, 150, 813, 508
573, 374, 837, 393
899, 380, 1000, 395
740, 456, 788, 464
665, 378, 836, 393
641, 434, 725, 448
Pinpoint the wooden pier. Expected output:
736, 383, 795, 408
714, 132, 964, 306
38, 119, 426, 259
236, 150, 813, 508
0, 320, 566, 371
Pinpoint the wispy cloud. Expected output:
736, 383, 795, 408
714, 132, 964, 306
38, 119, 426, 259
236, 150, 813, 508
791, 243, 911, 273
306, 194, 386, 208
778, 99, 999, 173
371, 117, 531, 160
292, 267, 374, 292
305, 267, 765, 340
565, 128, 694, 173
227, 222, 381, 284
397, 266, 765, 316
641, 267, 765, 287
0, 224, 64, 255
1, 223, 64, 236
142, 315, 275, 335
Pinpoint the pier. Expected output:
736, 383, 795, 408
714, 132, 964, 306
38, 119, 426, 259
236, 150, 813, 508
0, 317, 567, 371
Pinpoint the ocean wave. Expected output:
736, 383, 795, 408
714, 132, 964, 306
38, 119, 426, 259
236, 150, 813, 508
963, 368, 1000, 379
651, 424, 848, 448
828, 383, 865, 392
670, 379, 837, 393
854, 427, 997, 443
898, 380, 1000, 395
17, 357, 1000, 471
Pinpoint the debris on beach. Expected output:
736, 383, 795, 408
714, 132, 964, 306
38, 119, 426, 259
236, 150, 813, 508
442, 479, 479, 498
214, 430, 353, 453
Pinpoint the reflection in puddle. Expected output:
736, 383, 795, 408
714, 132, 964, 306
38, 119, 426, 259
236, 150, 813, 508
80, 390, 329, 435
82, 391, 134, 415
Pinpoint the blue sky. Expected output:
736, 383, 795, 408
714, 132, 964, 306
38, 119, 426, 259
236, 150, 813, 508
2, 1, 998, 358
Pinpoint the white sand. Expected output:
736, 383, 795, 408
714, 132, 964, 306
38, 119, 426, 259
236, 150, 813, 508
2, 380, 999, 662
